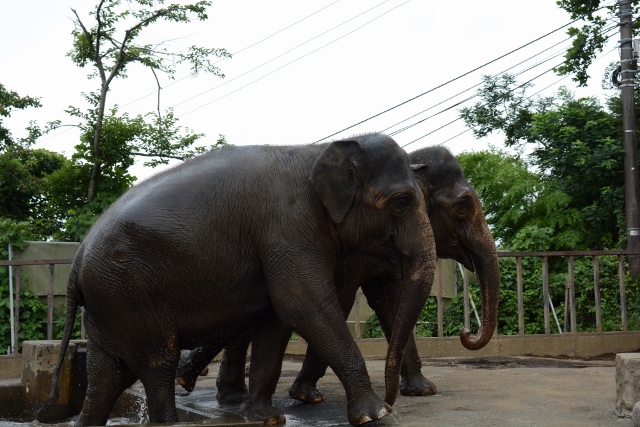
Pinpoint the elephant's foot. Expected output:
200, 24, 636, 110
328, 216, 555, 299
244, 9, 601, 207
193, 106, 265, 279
243, 401, 286, 425
400, 373, 437, 396
288, 378, 324, 404
347, 393, 392, 426
216, 383, 248, 404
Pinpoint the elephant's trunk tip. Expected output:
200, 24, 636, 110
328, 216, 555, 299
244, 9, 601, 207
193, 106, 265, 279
459, 327, 494, 351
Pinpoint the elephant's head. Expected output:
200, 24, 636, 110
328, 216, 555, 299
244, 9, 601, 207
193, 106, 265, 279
311, 133, 436, 406
410, 146, 499, 351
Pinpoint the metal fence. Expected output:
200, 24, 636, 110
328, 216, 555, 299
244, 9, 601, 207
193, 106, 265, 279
2, 250, 640, 354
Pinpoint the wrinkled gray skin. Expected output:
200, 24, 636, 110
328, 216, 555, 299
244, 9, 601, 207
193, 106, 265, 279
49, 134, 436, 427
177, 146, 500, 405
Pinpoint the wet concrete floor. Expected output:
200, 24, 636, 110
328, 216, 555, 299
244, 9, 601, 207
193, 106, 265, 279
135, 355, 634, 427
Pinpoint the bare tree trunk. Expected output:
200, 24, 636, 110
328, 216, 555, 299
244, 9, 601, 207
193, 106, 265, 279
87, 82, 108, 203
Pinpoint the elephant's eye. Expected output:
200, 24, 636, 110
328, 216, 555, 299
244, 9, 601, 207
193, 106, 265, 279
454, 196, 472, 216
388, 195, 411, 216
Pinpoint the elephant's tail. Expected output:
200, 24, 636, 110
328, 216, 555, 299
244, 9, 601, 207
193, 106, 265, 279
47, 252, 84, 406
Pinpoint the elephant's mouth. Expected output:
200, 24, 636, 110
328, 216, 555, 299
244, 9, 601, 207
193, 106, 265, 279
458, 248, 475, 273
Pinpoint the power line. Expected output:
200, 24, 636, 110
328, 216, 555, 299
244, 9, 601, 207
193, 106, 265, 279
120, 0, 343, 108
177, 1, 410, 117
397, 26, 620, 148
170, 0, 394, 111
397, 62, 564, 148
380, 35, 576, 136
312, 16, 586, 143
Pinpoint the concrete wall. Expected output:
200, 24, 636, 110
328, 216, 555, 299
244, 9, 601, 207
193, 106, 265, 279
286, 331, 640, 359
13, 241, 80, 311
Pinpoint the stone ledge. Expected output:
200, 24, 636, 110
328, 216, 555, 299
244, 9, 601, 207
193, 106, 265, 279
285, 331, 640, 359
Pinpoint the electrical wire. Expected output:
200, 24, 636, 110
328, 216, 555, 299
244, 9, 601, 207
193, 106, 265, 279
402, 43, 618, 150
170, 0, 394, 110
380, 35, 575, 135
176, 1, 410, 117
312, 11, 617, 144
120, 0, 343, 108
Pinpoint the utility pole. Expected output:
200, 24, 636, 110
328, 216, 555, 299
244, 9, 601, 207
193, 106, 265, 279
619, 0, 640, 276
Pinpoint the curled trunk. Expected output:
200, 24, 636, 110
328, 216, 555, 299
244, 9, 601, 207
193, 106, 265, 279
459, 229, 500, 350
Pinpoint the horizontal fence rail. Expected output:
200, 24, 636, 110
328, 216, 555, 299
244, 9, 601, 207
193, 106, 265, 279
3, 251, 640, 354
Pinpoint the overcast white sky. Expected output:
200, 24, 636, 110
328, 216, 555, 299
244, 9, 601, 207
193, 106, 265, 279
0, 0, 619, 181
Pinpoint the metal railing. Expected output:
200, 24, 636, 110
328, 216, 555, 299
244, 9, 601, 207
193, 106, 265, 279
495, 250, 638, 336
350, 250, 640, 339
0, 258, 74, 354
2, 250, 640, 354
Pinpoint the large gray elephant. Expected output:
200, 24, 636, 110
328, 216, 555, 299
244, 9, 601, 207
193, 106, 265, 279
49, 133, 436, 426
176, 146, 500, 406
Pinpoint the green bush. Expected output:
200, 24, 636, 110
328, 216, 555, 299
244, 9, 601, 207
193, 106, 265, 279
0, 281, 47, 354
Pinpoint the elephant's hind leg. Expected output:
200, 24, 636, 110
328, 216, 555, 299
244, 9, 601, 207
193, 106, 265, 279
137, 351, 182, 423
76, 340, 137, 427
216, 331, 252, 404
288, 347, 327, 404
243, 310, 289, 424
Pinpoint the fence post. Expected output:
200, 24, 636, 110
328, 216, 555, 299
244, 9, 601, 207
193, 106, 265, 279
354, 289, 361, 339
619, 255, 628, 332
14, 267, 21, 354
517, 257, 524, 336
463, 266, 470, 331
593, 256, 602, 333
437, 259, 443, 338
81, 308, 85, 340
542, 256, 550, 335
48, 264, 55, 340
568, 256, 577, 334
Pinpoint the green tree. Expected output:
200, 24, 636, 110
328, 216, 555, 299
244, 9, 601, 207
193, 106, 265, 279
457, 147, 584, 251
461, 75, 628, 249
0, 83, 42, 148
66, 0, 231, 203
554, 0, 623, 86
0, 84, 67, 239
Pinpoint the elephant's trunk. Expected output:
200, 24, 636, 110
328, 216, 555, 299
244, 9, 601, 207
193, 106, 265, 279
459, 226, 500, 350
384, 240, 436, 406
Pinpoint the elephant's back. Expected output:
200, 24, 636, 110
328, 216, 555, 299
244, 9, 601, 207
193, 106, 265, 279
79, 143, 326, 292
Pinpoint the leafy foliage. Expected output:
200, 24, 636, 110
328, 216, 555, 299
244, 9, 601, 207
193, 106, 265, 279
555, 0, 635, 86
66, 0, 230, 203
0, 285, 47, 355
461, 76, 632, 250
0, 83, 42, 148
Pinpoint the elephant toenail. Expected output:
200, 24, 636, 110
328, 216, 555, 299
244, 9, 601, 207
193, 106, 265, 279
358, 415, 373, 424
378, 407, 390, 418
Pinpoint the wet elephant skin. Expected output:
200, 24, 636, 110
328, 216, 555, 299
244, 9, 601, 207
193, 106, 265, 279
49, 133, 436, 427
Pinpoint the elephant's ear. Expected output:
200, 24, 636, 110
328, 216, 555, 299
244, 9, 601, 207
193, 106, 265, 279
311, 139, 363, 224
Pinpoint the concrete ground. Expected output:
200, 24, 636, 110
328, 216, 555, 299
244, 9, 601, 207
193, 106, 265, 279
158, 355, 634, 427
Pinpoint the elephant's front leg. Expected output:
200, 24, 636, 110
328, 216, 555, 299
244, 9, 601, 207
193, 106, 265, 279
288, 267, 361, 404
362, 281, 437, 396
268, 267, 391, 426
